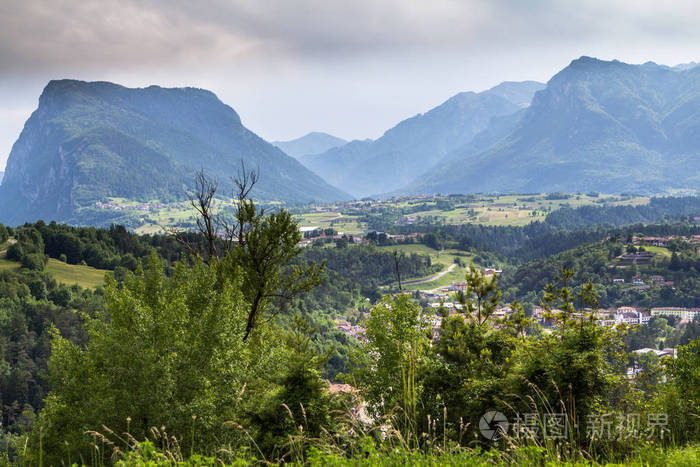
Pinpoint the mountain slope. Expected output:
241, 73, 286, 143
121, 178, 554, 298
0, 80, 349, 226
272, 132, 347, 158
299, 81, 544, 198
403, 57, 700, 195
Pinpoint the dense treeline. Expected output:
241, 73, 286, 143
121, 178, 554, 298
412, 221, 700, 263
381, 196, 700, 262
285, 245, 440, 378
0, 222, 442, 440
9, 256, 699, 465
500, 235, 700, 309
545, 196, 700, 229
302, 244, 437, 288
0, 266, 103, 439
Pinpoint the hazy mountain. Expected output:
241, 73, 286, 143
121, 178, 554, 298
272, 132, 347, 158
299, 81, 544, 197
0, 80, 349, 226
672, 61, 699, 71
401, 57, 700, 195
0, 171, 4, 185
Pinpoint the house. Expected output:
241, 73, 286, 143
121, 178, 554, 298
631, 277, 645, 285
335, 319, 366, 339
638, 236, 670, 247
616, 252, 656, 266
612, 278, 625, 284
493, 306, 513, 319
614, 309, 641, 325
633, 348, 675, 358
649, 275, 665, 285
650, 307, 687, 319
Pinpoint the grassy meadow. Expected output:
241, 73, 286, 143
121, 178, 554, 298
0, 248, 107, 288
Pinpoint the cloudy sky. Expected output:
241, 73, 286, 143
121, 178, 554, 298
2, 0, 700, 169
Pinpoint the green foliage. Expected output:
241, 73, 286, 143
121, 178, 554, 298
0, 270, 101, 441
659, 338, 700, 443
32, 254, 283, 464
20, 253, 47, 271
225, 201, 323, 341
456, 262, 502, 326
249, 316, 340, 459
507, 269, 628, 451
348, 294, 431, 433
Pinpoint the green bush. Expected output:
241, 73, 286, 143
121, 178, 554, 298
21, 253, 47, 271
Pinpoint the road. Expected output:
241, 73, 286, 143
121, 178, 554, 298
402, 263, 457, 285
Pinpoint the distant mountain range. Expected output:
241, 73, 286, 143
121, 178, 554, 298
400, 57, 700, 195
1, 57, 698, 228
0, 171, 4, 185
0, 80, 349, 226
299, 81, 545, 198
272, 132, 347, 158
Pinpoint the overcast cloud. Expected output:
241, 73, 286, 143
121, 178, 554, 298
1, 0, 700, 169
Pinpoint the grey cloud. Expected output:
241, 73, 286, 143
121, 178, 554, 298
4, 0, 700, 75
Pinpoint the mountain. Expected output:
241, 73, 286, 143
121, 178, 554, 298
402, 57, 700, 195
0, 80, 349, 226
299, 81, 544, 197
0, 171, 4, 185
272, 132, 347, 158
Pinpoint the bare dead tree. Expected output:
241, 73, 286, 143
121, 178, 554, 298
171, 163, 322, 342
394, 250, 403, 291
221, 161, 260, 251
168, 169, 220, 263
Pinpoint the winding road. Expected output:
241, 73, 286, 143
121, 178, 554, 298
402, 263, 457, 285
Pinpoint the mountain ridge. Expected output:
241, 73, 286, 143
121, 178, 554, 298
272, 132, 347, 158
300, 80, 545, 197
0, 80, 350, 226
398, 56, 700, 195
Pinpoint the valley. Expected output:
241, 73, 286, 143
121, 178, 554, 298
0, 32, 698, 463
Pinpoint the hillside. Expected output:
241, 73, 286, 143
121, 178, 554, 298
501, 231, 700, 309
402, 57, 700, 195
0, 80, 350, 226
272, 131, 347, 158
299, 81, 544, 198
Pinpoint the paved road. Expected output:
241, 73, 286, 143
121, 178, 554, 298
403, 263, 457, 285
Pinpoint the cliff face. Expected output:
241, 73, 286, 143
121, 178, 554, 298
0, 80, 349, 225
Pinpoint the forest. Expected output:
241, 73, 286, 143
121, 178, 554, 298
0, 184, 699, 466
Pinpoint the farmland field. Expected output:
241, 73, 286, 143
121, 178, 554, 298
77, 193, 651, 235
45, 259, 109, 288
0, 249, 108, 288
